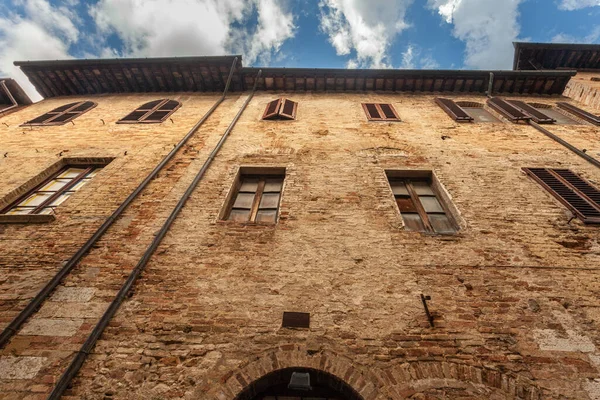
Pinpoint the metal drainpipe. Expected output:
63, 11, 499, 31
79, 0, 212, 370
47, 69, 262, 400
487, 73, 494, 97
0, 80, 19, 115
0, 57, 239, 349
485, 89, 600, 169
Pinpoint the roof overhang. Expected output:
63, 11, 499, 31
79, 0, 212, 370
513, 42, 600, 71
0, 78, 32, 106
14, 56, 243, 98
14, 56, 575, 98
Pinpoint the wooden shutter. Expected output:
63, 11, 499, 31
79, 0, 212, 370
262, 99, 282, 120
507, 100, 555, 124
362, 103, 382, 120
435, 98, 473, 122
556, 102, 600, 126
279, 99, 297, 120
523, 167, 600, 223
379, 103, 400, 120
487, 97, 531, 123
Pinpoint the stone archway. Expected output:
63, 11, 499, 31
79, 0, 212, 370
234, 367, 364, 400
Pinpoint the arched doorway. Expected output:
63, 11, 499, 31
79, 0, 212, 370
234, 367, 364, 400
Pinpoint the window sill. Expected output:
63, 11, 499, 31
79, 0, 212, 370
0, 214, 56, 224
217, 220, 277, 227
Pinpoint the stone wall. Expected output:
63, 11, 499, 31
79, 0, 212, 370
563, 72, 600, 112
1, 91, 600, 399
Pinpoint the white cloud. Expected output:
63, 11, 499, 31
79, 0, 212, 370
319, 0, 414, 68
0, 0, 78, 101
89, 0, 295, 65
558, 0, 600, 10
400, 44, 440, 69
552, 26, 600, 43
428, 0, 524, 69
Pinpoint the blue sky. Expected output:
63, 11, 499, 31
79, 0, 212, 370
1, 0, 600, 100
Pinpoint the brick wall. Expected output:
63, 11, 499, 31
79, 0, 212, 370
1, 91, 600, 399
563, 72, 600, 112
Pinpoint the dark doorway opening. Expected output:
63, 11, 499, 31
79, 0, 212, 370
235, 367, 364, 400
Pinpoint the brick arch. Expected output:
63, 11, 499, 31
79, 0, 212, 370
383, 361, 547, 400
202, 347, 381, 400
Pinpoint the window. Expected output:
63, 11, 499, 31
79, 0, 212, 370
117, 99, 181, 123
387, 172, 457, 234
21, 101, 96, 126
262, 98, 297, 120
2, 166, 102, 215
436, 98, 500, 123
362, 103, 400, 121
486, 98, 531, 123
224, 172, 284, 223
526, 103, 579, 125
556, 102, 600, 126
523, 168, 600, 224
591, 77, 600, 82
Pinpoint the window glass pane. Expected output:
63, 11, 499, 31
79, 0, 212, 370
402, 213, 425, 231
264, 179, 283, 192
259, 193, 280, 209
256, 210, 277, 223
464, 107, 500, 123
396, 197, 417, 213
58, 168, 86, 179
539, 108, 579, 125
239, 179, 259, 192
39, 179, 70, 192
420, 196, 444, 213
412, 181, 435, 195
229, 209, 250, 222
379, 103, 397, 119
365, 103, 380, 119
390, 181, 408, 195
71, 102, 94, 112
429, 214, 456, 234
7, 207, 35, 215
48, 193, 72, 207
26, 114, 52, 124
233, 193, 255, 209
85, 169, 99, 178
141, 100, 164, 110
52, 103, 77, 112
159, 100, 179, 110
69, 180, 91, 192
39, 207, 55, 215
18, 192, 52, 207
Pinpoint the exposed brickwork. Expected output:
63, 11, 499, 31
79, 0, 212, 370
563, 72, 600, 112
1, 89, 600, 399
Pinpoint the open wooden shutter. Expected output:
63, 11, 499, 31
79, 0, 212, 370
262, 99, 282, 120
279, 99, 297, 120
362, 103, 383, 120
487, 97, 531, 123
556, 102, 600, 126
523, 167, 600, 223
507, 100, 555, 124
435, 98, 473, 122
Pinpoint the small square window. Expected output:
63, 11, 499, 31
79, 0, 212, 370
362, 103, 400, 121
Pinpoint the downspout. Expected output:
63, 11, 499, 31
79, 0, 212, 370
0, 57, 239, 349
486, 73, 494, 97
47, 69, 262, 400
485, 76, 600, 169
0, 80, 19, 115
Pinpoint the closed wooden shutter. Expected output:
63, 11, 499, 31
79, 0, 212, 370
262, 99, 282, 120
362, 103, 400, 121
507, 100, 555, 124
435, 98, 473, 122
556, 102, 600, 126
487, 97, 531, 123
22, 101, 97, 126
523, 167, 600, 223
279, 99, 297, 120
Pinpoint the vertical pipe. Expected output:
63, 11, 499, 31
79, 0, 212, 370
0, 57, 239, 349
47, 70, 262, 400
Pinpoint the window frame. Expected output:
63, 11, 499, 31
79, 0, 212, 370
1, 162, 108, 216
386, 170, 459, 235
116, 99, 181, 124
262, 98, 297, 121
362, 103, 400, 122
221, 167, 286, 225
20, 101, 97, 126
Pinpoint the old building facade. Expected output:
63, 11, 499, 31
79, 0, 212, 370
0, 44, 600, 399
